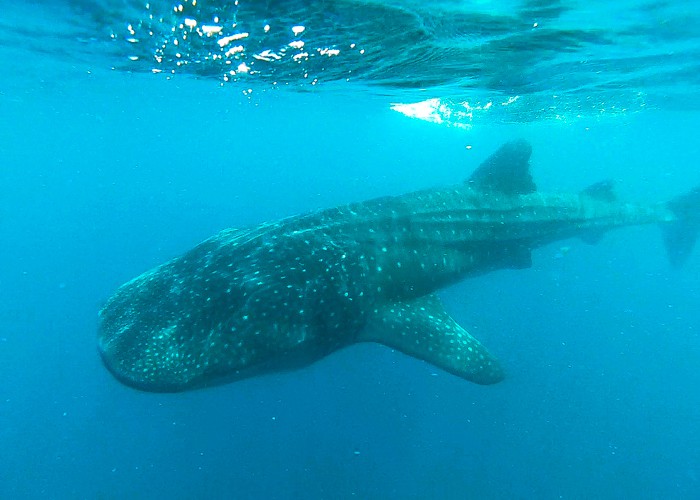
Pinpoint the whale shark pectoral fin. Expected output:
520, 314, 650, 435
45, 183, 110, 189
360, 294, 504, 385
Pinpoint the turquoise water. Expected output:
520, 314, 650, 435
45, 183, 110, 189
1, 1, 699, 498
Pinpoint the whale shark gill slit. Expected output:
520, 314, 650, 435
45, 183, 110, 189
97, 140, 700, 392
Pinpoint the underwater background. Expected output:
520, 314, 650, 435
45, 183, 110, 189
2, 1, 700, 498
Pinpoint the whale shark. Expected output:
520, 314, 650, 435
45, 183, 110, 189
98, 140, 700, 392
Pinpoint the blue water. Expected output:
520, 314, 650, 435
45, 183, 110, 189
2, 1, 700, 498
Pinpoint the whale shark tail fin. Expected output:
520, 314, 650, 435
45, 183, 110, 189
663, 186, 700, 267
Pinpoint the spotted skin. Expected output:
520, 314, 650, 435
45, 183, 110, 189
98, 140, 692, 392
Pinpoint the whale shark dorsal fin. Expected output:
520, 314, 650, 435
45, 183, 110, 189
360, 294, 504, 385
467, 139, 536, 195
582, 180, 616, 202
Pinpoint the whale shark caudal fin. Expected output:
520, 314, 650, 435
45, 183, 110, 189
663, 186, 700, 267
466, 139, 536, 195
359, 294, 504, 384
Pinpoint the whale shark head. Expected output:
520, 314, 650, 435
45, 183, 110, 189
98, 227, 376, 391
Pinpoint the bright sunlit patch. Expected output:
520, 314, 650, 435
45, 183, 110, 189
225, 46, 244, 57
202, 25, 221, 35
292, 25, 305, 36
392, 98, 477, 126
254, 50, 282, 62
392, 95, 524, 127
391, 98, 444, 123
319, 48, 340, 56
217, 33, 249, 47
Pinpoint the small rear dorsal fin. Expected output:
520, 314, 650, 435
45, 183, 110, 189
466, 139, 536, 195
582, 180, 616, 202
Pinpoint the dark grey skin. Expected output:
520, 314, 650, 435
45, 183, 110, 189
98, 140, 700, 392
